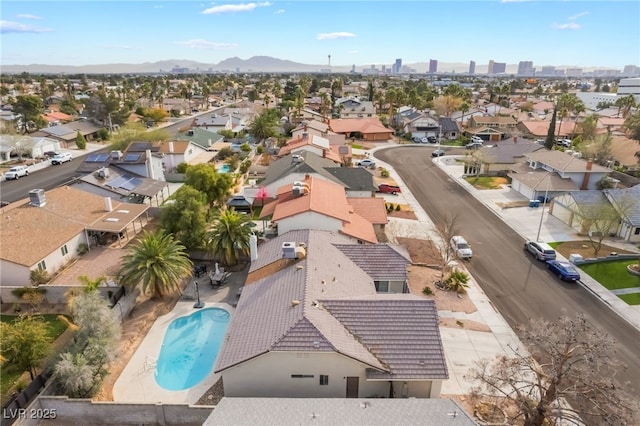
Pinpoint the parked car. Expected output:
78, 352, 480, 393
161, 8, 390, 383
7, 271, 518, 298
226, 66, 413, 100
356, 159, 376, 168
431, 149, 445, 157
470, 136, 484, 144
555, 139, 572, 148
43, 151, 59, 158
412, 137, 422, 143
51, 152, 73, 165
426, 136, 437, 143
450, 235, 473, 260
4, 165, 29, 180
465, 141, 483, 150
378, 183, 401, 195
546, 260, 581, 282
524, 241, 557, 261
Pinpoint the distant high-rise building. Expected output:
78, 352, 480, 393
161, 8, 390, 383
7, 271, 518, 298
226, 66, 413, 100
622, 65, 639, 76
393, 58, 402, 74
538, 66, 557, 76
487, 60, 495, 75
382, 65, 386, 73
351, 64, 356, 73
517, 61, 534, 76
493, 62, 506, 74
565, 68, 583, 77
469, 60, 476, 75
429, 59, 438, 74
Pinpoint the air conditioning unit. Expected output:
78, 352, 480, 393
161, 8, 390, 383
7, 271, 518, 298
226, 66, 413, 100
282, 242, 296, 259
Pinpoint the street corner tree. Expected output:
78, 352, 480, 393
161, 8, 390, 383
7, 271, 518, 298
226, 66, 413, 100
465, 314, 639, 426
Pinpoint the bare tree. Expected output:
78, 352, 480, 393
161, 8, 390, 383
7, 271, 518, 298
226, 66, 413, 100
466, 314, 638, 426
433, 213, 461, 280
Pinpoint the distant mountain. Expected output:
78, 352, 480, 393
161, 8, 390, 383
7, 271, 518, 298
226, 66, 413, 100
0, 56, 616, 75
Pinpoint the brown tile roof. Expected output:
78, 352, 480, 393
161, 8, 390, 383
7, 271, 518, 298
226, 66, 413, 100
329, 118, 393, 135
518, 120, 576, 137
154, 140, 191, 154
347, 197, 388, 225
0, 186, 148, 267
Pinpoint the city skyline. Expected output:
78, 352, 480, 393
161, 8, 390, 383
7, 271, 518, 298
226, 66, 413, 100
1, 1, 638, 69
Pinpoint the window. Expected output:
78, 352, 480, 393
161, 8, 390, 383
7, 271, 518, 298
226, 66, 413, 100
634, 228, 640, 235
319, 375, 329, 385
61, 245, 68, 256
37, 260, 46, 271
375, 281, 389, 292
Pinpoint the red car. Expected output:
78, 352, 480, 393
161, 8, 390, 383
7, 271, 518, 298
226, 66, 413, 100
378, 184, 401, 195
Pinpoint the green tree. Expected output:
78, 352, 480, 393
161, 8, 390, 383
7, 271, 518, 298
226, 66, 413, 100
118, 230, 193, 298
207, 208, 252, 266
615, 94, 637, 119
108, 122, 169, 152
160, 185, 209, 250
624, 110, 640, 143
0, 315, 51, 380
12, 95, 46, 132
75, 131, 87, 149
545, 107, 557, 150
185, 163, 233, 208
577, 114, 598, 143
247, 109, 278, 142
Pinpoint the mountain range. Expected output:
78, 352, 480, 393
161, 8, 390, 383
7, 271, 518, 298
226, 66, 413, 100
0, 56, 614, 75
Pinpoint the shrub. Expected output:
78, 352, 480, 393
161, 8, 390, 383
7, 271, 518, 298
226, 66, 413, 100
176, 162, 189, 173
12, 287, 47, 298
422, 286, 433, 296
77, 243, 89, 256
395, 204, 401, 212
380, 168, 390, 178
29, 269, 50, 285
444, 270, 470, 294
256, 145, 264, 154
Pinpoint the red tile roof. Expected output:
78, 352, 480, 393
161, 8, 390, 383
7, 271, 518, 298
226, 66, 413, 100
346, 197, 388, 225
329, 118, 393, 135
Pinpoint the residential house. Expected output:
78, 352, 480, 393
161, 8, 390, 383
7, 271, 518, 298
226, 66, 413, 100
0, 186, 149, 287
161, 98, 192, 115
174, 127, 225, 151
606, 185, 640, 242
466, 116, 517, 141
35, 119, 104, 148
403, 115, 440, 139
329, 118, 394, 141
76, 142, 165, 181
153, 140, 209, 171
467, 138, 543, 175
214, 230, 448, 398
74, 165, 170, 206
508, 151, 611, 200
532, 101, 555, 119
278, 133, 351, 164
256, 151, 377, 201
43, 111, 73, 127
203, 398, 477, 425
290, 107, 327, 125
516, 120, 577, 140
0, 135, 61, 161
291, 120, 346, 145
438, 117, 460, 140
259, 175, 380, 243
194, 113, 233, 132
335, 97, 377, 119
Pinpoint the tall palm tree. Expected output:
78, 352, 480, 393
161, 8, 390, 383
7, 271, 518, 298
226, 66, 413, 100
615, 94, 637, 118
118, 230, 193, 298
207, 208, 252, 266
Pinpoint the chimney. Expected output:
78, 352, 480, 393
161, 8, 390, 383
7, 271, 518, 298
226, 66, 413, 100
146, 149, 155, 179
581, 159, 593, 190
104, 197, 113, 212
168, 141, 174, 153
304, 174, 311, 182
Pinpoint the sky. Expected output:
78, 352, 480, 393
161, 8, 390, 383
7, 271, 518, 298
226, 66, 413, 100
1, 0, 638, 69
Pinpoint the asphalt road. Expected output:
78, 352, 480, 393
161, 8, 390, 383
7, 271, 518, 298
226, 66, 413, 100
376, 146, 640, 396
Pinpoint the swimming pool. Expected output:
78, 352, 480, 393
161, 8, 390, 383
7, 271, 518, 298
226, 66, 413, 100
218, 164, 231, 173
154, 307, 230, 391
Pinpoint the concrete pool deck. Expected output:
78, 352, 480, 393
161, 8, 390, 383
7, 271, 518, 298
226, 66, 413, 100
112, 300, 234, 404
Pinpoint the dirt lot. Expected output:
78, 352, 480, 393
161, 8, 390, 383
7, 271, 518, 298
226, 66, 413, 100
555, 240, 638, 259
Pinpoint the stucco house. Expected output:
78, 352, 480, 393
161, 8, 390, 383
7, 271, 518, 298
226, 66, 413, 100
466, 139, 543, 175
174, 127, 225, 151
0, 186, 149, 287
508, 151, 611, 201
329, 118, 394, 141
153, 140, 209, 171
291, 120, 346, 145
278, 133, 351, 164
214, 230, 447, 398
335, 97, 377, 119
259, 175, 381, 243
34, 119, 104, 148
403, 114, 440, 139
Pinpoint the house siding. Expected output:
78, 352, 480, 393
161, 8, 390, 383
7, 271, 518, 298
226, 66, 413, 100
277, 211, 342, 235
0, 260, 30, 287
222, 351, 435, 398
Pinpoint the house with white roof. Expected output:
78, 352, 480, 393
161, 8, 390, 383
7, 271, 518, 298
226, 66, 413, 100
214, 229, 447, 398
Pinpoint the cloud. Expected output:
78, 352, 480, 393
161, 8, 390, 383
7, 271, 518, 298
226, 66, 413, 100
0, 20, 51, 33
201, 2, 271, 15
316, 32, 356, 40
177, 39, 239, 49
569, 11, 589, 20
552, 22, 580, 30
274, 9, 285, 14
16, 14, 43, 20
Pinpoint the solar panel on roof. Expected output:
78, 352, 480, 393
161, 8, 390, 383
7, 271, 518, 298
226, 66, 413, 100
96, 153, 110, 162
124, 153, 140, 162
86, 153, 100, 162
107, 176, 127, 188
120, 178, 142, 191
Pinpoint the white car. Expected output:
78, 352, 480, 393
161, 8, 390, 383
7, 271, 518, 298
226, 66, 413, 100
470, 136, 484, 144
450, 235, 473, 260
4, 166, 29, 180
356, 159, 376, 168
51, 152, 73, 165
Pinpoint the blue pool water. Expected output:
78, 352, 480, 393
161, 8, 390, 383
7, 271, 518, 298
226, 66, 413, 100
155, 307, 230, 391
218, 164, 231, 173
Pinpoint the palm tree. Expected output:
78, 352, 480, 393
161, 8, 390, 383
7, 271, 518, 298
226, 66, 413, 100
207, 208, 253, 266
615, 94, 637, 118
118, 230, 193, 298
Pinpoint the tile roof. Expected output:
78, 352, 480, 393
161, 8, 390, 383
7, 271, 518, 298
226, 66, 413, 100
324, 167, 377, 192
508, 169, 579, 192
216, 230, 446, 381
333, 244, 410, 280
345, 197, 388, 225
518, 120, 576, 137
321, 296, 448, 380
340, 210, 378, 243
78, 165, 168, 198
271, 177, 351, 222
438, 117, 460, 133
0, 186, 148, 267
477, 141, 543, 164
605, 185, 640, 226
329, 118, 393, 135
261, 151, 341, 187
204, 397, 477, 426
525, 151, 611, 173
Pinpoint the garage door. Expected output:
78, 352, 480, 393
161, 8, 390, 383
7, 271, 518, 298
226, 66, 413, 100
550, 202, 573, 226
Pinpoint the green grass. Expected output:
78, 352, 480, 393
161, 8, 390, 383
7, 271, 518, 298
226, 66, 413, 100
465, 176, 509, 190
579, 260, 640, 290
618, 292, 640, 305
547, 242, 562, 249
0, 314, 70, 403
351, 143, 364, 149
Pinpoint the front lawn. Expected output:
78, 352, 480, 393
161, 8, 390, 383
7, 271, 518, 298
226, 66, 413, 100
579, 260, 640, 291
465, 176, 510, 190
618, 293, 640, 305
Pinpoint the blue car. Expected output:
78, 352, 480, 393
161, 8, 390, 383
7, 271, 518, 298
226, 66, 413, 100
546, 260, 581, 282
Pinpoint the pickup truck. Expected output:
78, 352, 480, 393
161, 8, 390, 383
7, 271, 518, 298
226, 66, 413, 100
378, 184, 401, 195
4, 166, 29, 180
